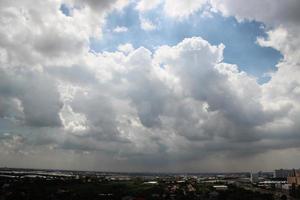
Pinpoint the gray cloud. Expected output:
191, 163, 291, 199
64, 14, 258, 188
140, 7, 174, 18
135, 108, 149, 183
210, 0, 300, 27
0, 69, 62, 127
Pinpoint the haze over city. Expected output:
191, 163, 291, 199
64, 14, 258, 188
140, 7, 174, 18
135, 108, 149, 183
0, 0, 300, 173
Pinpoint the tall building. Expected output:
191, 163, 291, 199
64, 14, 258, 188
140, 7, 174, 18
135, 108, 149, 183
288, 169, 300, 186
274, 169, 293, 178
250, 173, 259, 183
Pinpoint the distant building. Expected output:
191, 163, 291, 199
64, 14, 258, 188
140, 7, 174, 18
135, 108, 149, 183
288, 169, 300, 186
143, 181, 158, 185
213, 185, 228, 191
274, 169, 293, 178
282, 184, 292, 190
257, 180, 287, 189
250, 173, 259, 183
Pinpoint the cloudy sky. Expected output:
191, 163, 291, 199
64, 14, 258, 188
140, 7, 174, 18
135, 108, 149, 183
0, 0, 300, 173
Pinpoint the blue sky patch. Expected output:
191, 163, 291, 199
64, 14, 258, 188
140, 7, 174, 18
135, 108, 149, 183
90, 3, 282, 82
60, 4, 71, 16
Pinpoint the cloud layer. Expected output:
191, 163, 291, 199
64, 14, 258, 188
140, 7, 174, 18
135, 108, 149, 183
0, 0, 300, 172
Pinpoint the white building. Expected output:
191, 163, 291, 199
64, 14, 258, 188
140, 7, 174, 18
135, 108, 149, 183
213, 185, 228, 191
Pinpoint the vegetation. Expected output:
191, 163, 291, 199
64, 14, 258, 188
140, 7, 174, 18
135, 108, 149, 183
0, 177, 277, 200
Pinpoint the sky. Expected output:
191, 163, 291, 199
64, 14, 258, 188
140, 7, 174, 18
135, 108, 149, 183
0, 0, 300, 173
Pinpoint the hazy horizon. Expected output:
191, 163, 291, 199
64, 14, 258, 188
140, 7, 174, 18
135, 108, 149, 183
0, 0, 300, 173
0, 165, 269, 174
